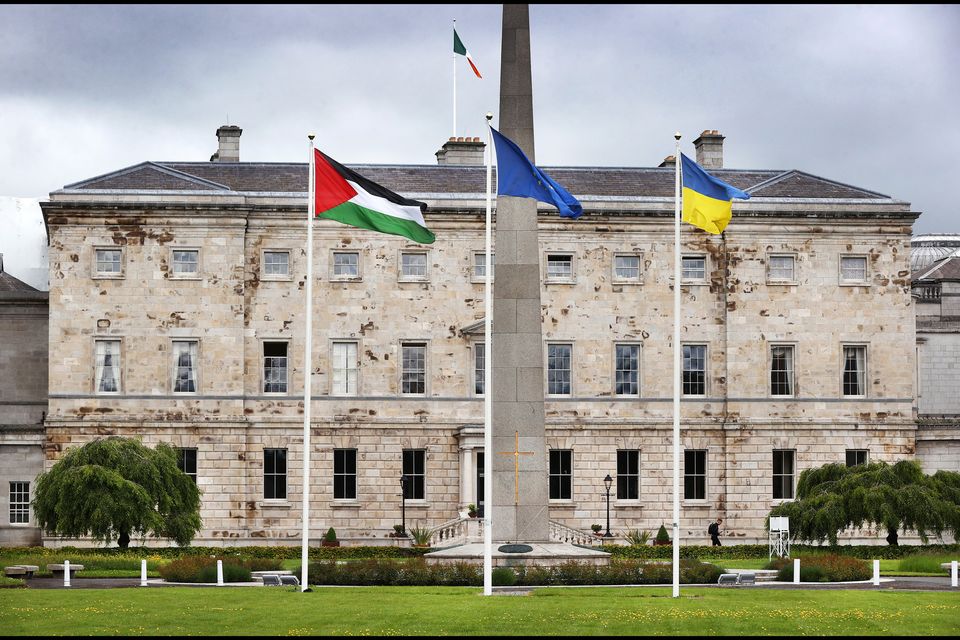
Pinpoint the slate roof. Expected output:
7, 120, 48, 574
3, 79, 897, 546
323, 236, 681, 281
914, 256, 960, 282
0, 269, 40, 293
63, 162, 891, 200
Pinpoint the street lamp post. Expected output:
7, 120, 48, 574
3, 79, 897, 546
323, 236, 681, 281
603, 474, 613, 537
399, 474, 408, 537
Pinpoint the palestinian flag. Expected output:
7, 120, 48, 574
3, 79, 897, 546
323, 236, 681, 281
313, 149, 435, 244
454, 28, 482, 78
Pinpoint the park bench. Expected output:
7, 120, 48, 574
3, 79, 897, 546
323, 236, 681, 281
260, 574, 300, 587
717, 573, 738, 585
738, 572, 756, 585
46, 563, 84, 579
4, 565, 39, 578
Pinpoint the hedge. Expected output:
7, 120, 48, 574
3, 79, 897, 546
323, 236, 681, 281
0, 545, 431, 560
605, 543, 960, 560
303, 558, 724, 586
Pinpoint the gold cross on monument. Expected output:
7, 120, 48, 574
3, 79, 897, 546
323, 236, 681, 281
497, 431, 535, 506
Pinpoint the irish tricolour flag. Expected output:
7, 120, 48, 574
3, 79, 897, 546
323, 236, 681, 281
454, 28, 482, 78
313, 149, 435, 244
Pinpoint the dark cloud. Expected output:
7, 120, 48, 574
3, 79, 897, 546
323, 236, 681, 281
0, 4, 956, 233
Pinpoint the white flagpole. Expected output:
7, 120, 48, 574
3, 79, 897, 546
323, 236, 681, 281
672, 133, 682, 598
453, 19, 457, 138
301, 134, 316, 592
483, 112, 494, 596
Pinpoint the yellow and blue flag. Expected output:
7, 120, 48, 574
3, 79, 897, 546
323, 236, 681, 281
680, 153, 750, 234
491, 126, 583, 219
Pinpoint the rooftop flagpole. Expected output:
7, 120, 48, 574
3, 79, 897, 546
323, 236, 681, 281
301, 134, 316, 592
672, 132, 682, 599
483, 112, 494, 596
453, 19, 457, 138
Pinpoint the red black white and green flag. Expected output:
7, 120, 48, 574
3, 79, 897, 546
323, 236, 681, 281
454, 28, 482, 78
313, 149, 435, 244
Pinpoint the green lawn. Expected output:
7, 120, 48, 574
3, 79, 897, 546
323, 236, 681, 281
1, 587, 957, 636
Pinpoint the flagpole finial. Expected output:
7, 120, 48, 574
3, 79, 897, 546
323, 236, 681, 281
674, 131, 682, 141
486, 113, 493, 122
308, 134, 315, 141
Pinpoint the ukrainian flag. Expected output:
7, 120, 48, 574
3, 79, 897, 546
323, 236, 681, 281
680, 153, 750, 234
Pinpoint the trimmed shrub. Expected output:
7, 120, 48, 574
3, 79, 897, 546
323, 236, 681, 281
196, 563, 251, 583
159, 556, 215, 582
492, 567, 516, 586
776, 554, 870, 582
158, 556, 256, 583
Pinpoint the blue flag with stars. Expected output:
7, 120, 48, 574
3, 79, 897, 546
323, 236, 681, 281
490, 126, 583, 219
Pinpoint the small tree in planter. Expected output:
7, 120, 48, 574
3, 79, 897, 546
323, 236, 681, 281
591, 524, 603, 536
321, 527, 339, 547
654, 524, 671, 546
467, 504, 478, 518
390, 524, 407, 538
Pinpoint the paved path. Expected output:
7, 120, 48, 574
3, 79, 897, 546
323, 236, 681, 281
19, 576, 958, 591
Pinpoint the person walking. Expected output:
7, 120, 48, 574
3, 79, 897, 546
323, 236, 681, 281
708, 518, 722, 546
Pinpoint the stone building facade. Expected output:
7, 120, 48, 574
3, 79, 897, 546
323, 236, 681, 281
0, 256, 48, 546
37, 127, 919, 546
912, 240, 960, 475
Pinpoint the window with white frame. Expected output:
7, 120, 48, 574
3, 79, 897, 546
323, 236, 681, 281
264, 448, 287, 500
401, 342, 426, 395
547, 343, 572, 395
682, 344, 707, 396
474, 343, 485, 396
331, 341, 358, 396
845, 449, 869, 467
681, 255, 706, 281
773, 449, 795, 500
332, 251, 360, 278
171, 249, 199, 276
334, 448, 357, 500
840, 256, 868, 283
613, 254, 641, 282
9, 482, 29, 524
549, 449, 573, 500
546, 254, 574, 281
842, 345, 866, 396
177, 448, 197, 483
400, 252, 428, 281
684, 450, 707, 500
615, 344, 640, 396
402, 449, 425, 500
94, 339, 121, 394
473, 252, 494, 280
263, 342, 288, 393
263, 251, 289, 278
770, 345, 795, 396
172, 340, 199, 393
95, 249, 123, 277
617, 450, 640, 500
768, 255, 796, 282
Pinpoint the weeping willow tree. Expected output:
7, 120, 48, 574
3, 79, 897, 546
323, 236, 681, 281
769, 460, 960, 546
33, 437, 202, 548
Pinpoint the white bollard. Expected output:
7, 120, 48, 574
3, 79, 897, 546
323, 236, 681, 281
141, 559, 148, 587
872, 559, 880, 586
793, 558, 800, 584
64, 560, 71, 588
217, 559, 224, 586
952, 561, 958, 588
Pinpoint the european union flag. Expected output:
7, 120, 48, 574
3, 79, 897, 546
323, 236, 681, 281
490, 127, 583, 219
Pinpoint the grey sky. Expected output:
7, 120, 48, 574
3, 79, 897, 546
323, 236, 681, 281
1, 4, 957, 234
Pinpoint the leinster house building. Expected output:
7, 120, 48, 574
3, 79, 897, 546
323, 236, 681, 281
14, 125, 925, 547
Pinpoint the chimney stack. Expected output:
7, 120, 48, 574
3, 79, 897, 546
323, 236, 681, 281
658, 155, 676, 168
211, 125, 242, 163
693, 130, 724, 169
435, 136, 485, 166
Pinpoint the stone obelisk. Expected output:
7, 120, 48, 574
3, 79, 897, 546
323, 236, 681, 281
492, 3, 549, 543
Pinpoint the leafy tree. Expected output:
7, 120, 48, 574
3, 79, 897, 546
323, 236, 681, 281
33, 437, 202, 548
769, 460, 960, 546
